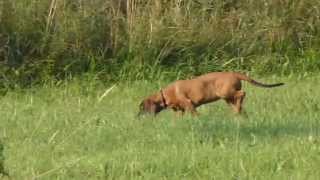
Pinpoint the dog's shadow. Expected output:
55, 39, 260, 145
191, 116, 319, 145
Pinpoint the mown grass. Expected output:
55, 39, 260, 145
0, 75, 319, 179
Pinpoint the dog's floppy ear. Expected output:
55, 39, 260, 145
145, 99, 156, 113
138, 99, 156, 115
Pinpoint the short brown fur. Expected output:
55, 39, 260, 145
138, 72, 284, 116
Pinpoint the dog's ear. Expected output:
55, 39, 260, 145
145, 99, 157, 113
139, 99, 156, 114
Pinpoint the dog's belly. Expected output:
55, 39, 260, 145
191, 83, 220, 105
195, 96, 220, 107
188, 89, 219, 106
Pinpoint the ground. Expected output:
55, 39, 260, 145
0, 76, 319, 179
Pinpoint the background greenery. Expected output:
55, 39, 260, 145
1, 0, 320, 88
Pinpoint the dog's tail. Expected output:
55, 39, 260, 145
235, 73, 284, 88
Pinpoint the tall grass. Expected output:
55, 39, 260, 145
1, 0, 320, 87
0, 139, 8, 177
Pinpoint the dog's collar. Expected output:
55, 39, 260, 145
160, 89, 168, 107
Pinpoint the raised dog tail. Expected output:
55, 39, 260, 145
235, 73, 284, 88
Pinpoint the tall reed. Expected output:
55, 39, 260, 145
1, 0, 320, 87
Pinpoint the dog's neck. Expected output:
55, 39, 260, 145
160, 89, 168, 107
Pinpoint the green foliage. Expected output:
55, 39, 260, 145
0, 140, 8, 177
1, 0, 320, 87
0, 77, 319, 179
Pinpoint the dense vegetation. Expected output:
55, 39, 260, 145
1, 0, 320, 88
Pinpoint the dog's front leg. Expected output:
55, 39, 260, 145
180, 99, 198, 116
171, 106, 185, 117
190, 109, 199, 116
174, 110, 185, 117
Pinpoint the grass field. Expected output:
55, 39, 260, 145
0, 75, 320, 179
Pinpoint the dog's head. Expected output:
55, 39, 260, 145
138, 93, 166, 116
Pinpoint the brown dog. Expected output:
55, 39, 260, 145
138, 72, 284, 116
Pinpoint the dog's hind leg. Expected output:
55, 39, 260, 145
225, 97, 237, 112
234, 90, 246, 113
225, 90, 246, 114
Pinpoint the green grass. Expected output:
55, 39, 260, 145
0, 75, 320, 179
